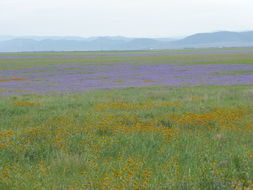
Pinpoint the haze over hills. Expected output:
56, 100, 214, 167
173, 31, 253, 48
1, 31, 253, 52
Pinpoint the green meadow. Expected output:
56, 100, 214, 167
1, 50, 253, 189
1, 49, 253, 71
0, 85, 253, 190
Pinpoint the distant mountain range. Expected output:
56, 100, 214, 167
1, 31, 253, 52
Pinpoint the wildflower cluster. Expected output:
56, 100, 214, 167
0, 78, 27, 82
12, 101, 42, 107
1, 86, 253, 189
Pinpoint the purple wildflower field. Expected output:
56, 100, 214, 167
1, 60, 253, 96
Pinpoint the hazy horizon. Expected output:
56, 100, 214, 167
0, 34, 185, 39
1, 0, 253, 38
1, 30, 253, 39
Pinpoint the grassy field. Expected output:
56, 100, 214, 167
0, 85, 253, 189
1, 50, 253, 189
1, 49, 253, 71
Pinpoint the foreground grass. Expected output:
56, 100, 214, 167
1, 85, 253, 189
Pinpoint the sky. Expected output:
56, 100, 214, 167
0, 0, 253, 38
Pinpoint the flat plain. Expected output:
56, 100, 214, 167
1, 49, 253, 189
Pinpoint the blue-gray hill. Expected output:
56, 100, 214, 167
1, 31, 253, 52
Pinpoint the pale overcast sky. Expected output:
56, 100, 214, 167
0, 0, 253, 37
